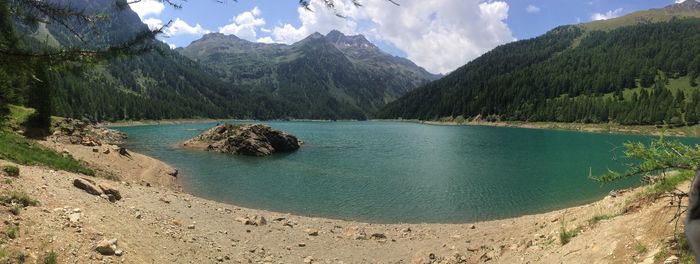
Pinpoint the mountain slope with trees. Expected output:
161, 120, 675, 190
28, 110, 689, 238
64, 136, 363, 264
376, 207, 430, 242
379, 1, 700, 126
2, 0, 435, 122
179, 30, 439, 119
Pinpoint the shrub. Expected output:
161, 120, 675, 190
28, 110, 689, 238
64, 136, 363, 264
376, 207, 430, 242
559, 226, 581, 245
9, 205, 20, 216
1, 165, 19, 177
5, 225, 19, 239
0, 191, 38, 207
43, 251, 57, 264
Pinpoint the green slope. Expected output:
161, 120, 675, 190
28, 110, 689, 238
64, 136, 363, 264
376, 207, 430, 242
379, 1, 700, 126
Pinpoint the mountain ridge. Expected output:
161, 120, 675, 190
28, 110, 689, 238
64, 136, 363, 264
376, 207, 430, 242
179, 30, 440, 119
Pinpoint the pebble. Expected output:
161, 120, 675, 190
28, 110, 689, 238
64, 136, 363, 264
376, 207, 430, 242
305, 229, 319, 236
68, 213, 81, 223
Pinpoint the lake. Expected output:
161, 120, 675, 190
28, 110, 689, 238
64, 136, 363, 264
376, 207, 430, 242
115, 121, 690, 223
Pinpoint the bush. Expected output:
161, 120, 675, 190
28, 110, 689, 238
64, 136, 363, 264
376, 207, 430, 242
0, 191, 38, 207
5, 225, 19, 239
559, 226, 581, 245
1, 165, 19, 177
9, 205, 20, 216
43, 251, 57, 264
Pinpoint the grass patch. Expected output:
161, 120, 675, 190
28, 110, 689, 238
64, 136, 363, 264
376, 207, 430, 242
645, 170, 694, 197
678, 235, 697, 264
559, 226, 582, 245
588, 213, 615, 226
43, 251, 57, 264
654, 246, 669, 262
9, 205, 21, 216
0, 191, 38, 207
634, 241, 648, 254
0, 248, 27, 263
0, 131, 94, 176
1, 165, 19, 177
1, 105, 35, 132
5, 225, 19, 239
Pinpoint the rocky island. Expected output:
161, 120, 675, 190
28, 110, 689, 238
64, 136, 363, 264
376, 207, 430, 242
183, 124, 301, 156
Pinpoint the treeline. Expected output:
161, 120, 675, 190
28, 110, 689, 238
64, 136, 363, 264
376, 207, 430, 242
379, 18, 700, 125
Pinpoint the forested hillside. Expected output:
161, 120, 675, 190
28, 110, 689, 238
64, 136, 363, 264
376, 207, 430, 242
379, 1, 700, 126
179, 30, 439, 119
2, 0, 436, 122
2, 0, 276, 121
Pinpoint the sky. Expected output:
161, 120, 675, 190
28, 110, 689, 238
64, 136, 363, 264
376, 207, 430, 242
129, 0, 696, 74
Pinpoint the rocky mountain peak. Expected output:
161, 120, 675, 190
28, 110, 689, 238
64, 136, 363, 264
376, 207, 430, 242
664, 0, 700, 13
324, 30, 375, 50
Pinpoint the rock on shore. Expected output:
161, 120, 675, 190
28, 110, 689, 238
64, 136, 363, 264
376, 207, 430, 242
49, 118, 127, 146
183, 124, 301, 156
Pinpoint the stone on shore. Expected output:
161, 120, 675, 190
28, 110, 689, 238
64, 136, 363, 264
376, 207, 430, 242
95, 238, 118, 255
73, 178, 102, 196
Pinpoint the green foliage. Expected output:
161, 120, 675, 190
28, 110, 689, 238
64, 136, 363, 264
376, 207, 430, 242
646, 170, 695, 196
43, 251, 57, 264
678, 234, 698, 264
634, 241, 648, 254
1, 165, 19, 177
588, 214, 615, 226
559, 226, 581, 245
590, 138, 699, 183
0, 248, 27, 263
380, 18, 700, 126
0, 191, 38, 207
2, 105, 36, 133
9, 205, 21, 216
0, 131, 94, 175
5, 225, 19, 239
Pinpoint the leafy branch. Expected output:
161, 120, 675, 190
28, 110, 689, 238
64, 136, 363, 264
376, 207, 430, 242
591, 137, 700, 183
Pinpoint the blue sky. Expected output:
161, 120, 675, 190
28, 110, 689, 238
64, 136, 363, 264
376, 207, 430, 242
130, 0, 690, 74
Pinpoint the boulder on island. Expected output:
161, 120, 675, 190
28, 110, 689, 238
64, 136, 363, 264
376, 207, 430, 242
183, 124, 301, 156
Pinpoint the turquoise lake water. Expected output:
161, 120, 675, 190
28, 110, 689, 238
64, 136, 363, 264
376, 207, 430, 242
115, 121, 696, 223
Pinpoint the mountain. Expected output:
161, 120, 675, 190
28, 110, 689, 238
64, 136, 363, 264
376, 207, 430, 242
379, 1, 700, 126
9, 0, 438, 121
8, 0, 292, 121
179, 30, 440, 119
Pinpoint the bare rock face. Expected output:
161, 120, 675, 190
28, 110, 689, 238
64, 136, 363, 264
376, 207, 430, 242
183, 124, 301, 157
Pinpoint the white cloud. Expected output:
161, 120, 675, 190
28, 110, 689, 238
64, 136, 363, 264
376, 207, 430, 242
142, 17, 164, 30
165, 18, 210, 36
256, 36, 275, 44
218, 6, 266, 41
168, 43, 176, 49
268, 0, 513, 74
526, 5, 541, 13
129, 0, 165, 19
591, 8, 623, 21
271, 1, 359, 45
